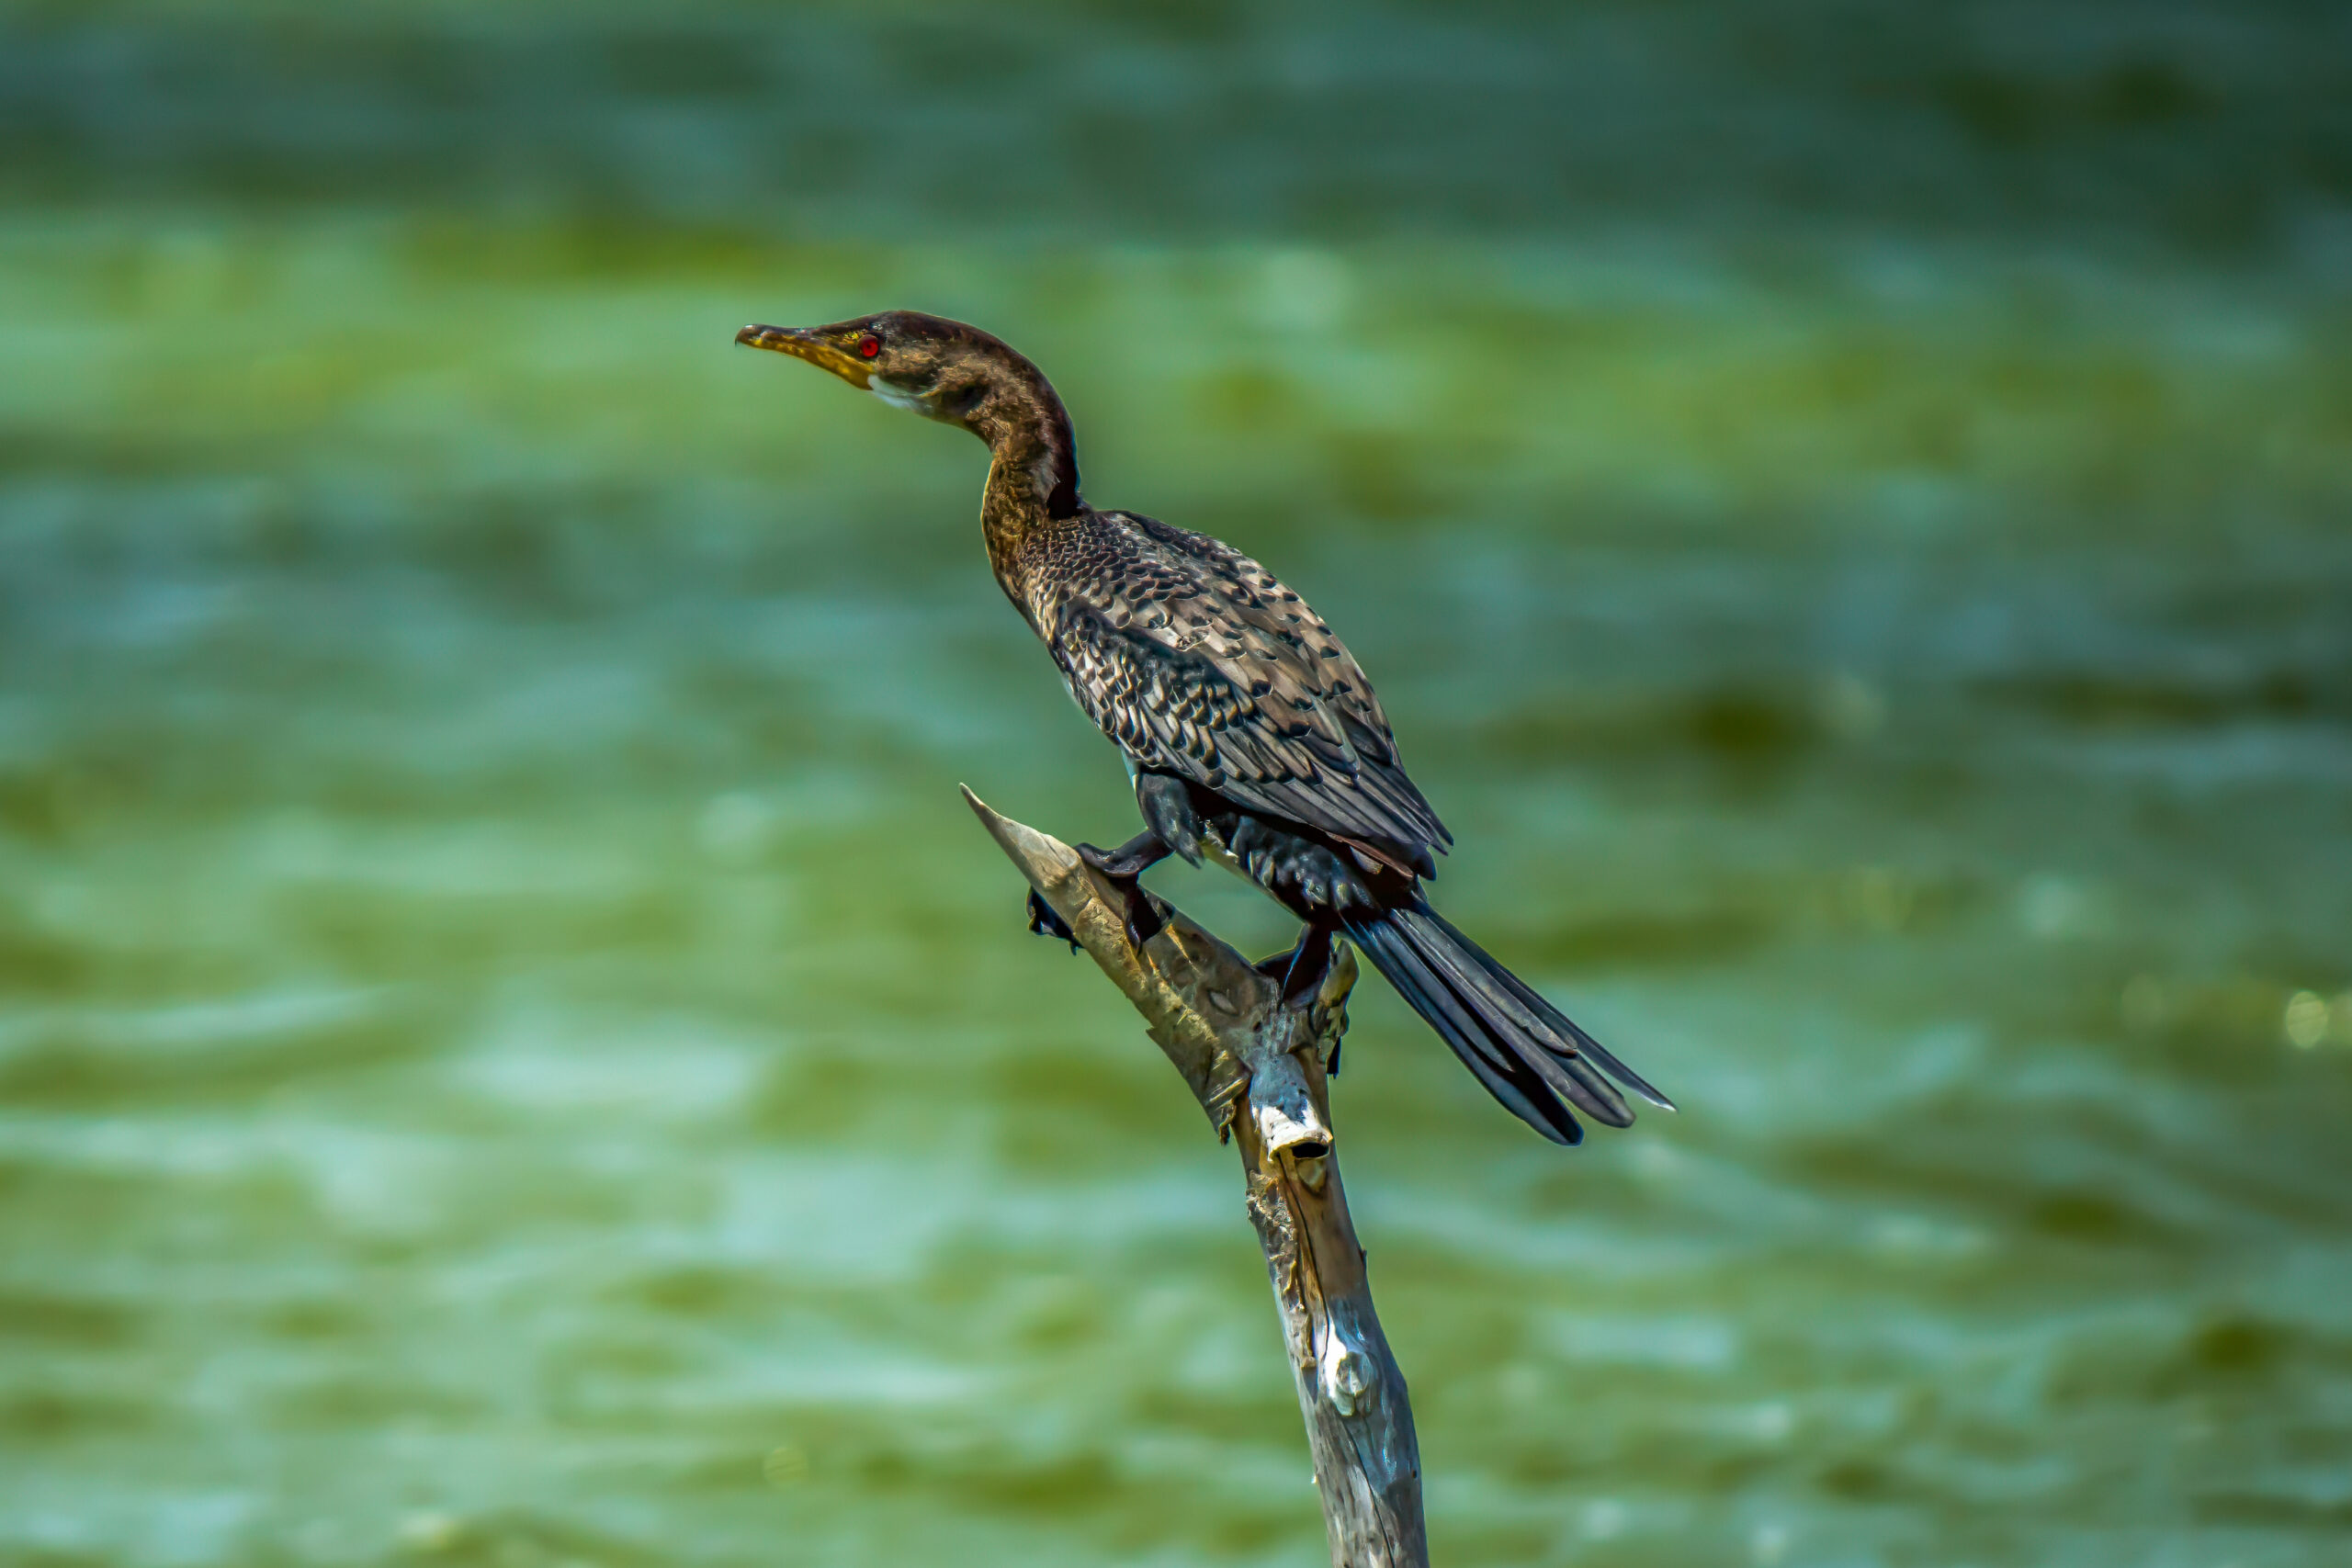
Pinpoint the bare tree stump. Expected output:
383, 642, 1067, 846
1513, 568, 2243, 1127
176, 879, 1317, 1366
963, 786, 1429, 1568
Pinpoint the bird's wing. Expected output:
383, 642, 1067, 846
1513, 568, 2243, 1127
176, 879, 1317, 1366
1042, 513, 1450, 871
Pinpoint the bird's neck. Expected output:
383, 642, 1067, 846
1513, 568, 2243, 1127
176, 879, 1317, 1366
971, 368, 1080, 582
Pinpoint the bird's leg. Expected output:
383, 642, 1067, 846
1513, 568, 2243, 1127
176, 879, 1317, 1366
1075, 828, 1170, 880
1072, 829, 1170, 949
1258, 921, 1337, 1005
1025, 889, 1080, 953
1134, 772, 1206, 866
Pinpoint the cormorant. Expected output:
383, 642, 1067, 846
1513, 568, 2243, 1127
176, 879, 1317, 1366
737, 311, 1670, 1144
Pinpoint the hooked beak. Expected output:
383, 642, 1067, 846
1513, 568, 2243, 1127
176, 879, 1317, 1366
735, 323, 872, 389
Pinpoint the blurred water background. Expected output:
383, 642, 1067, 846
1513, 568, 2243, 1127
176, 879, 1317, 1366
4, 3, 2350, 1565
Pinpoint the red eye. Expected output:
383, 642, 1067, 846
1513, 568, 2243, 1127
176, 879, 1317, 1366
857, 334, 881, 358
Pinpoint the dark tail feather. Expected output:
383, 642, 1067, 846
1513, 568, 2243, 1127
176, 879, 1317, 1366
1416, 907, 1677, 1112
1343, 903, 1671, 1144
1346, 915, 1585, 1145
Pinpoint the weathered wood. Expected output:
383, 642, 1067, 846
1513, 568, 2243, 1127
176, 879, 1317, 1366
962, 786, 1428, 1568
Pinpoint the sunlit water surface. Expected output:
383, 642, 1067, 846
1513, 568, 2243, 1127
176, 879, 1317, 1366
4, 6, 2350, 1567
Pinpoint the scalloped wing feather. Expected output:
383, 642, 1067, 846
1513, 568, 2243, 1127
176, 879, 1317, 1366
1035, 512, 1451, 869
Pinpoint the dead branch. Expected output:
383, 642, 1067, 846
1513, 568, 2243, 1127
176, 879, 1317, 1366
963, 786, 1427, 1568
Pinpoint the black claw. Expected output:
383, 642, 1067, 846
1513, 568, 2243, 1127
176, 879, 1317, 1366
1026, 889, 1080, 954
1074, 834, 1168, 951
1122, 884, 1166, 950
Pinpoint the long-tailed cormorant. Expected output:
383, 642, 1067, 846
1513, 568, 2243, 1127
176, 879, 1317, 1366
737, 311, 1670, 1144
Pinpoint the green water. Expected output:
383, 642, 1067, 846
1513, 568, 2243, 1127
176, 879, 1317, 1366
5, 4, 2351, 1565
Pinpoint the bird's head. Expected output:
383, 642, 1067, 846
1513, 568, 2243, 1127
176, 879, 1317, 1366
735, 310, 1040, 432
735, 310, 1081, 518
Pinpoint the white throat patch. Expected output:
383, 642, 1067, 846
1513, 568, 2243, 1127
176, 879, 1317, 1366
868, 377, 927, 412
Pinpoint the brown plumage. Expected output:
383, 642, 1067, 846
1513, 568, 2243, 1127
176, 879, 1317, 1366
1025, 508, 1451, 881
737, 310, 1670, 1144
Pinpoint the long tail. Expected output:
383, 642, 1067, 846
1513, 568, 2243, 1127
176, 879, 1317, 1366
1341, 902, 1673, 1145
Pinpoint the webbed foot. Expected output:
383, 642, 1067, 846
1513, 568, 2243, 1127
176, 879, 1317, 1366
1074, 829, 1169, 881
1026, 889, 1080, 954
1074, 833, 1169, 951
1256, 924, 1336, 1007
